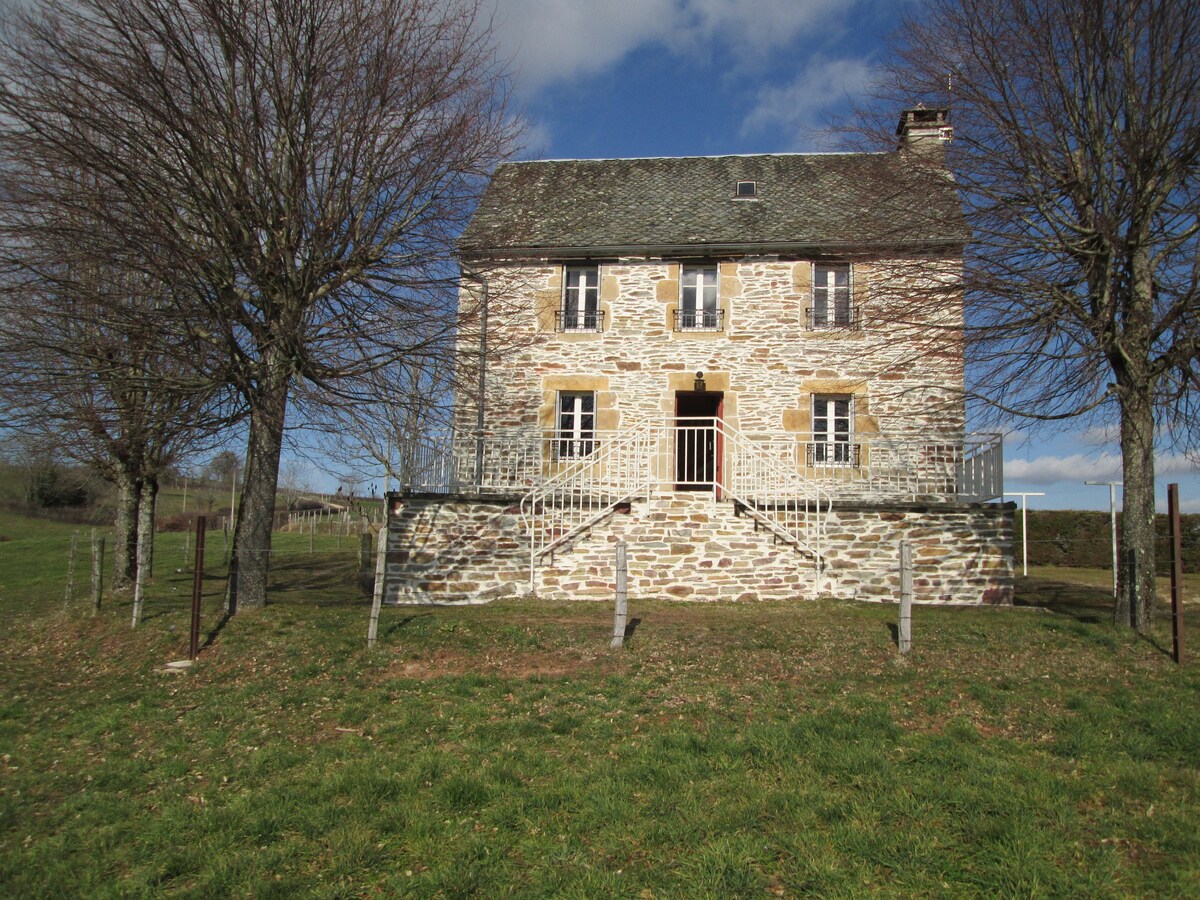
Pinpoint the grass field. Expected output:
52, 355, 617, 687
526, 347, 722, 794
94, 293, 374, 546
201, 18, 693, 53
1, 515, 1198, 896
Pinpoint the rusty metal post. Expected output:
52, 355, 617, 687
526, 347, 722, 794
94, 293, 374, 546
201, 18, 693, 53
1169, 484, 1186, 665
190, 516, 207, 660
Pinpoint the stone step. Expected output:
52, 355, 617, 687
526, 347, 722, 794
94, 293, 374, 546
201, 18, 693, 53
535, 494, 820, 601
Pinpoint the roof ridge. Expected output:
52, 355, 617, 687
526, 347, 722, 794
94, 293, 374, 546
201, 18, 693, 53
505, 151, 892, 165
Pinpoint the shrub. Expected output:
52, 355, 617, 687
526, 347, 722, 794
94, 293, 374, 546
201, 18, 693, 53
25, 465, 95, 509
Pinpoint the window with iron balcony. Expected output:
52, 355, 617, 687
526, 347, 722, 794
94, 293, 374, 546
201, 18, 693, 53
808, 263, 859, 330
554, 391, 596, 459
808, 394, 861, 466
676, 264, 723, 331
558, 265, 603, 332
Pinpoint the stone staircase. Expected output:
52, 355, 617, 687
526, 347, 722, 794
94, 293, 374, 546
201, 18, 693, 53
535, 492, 824, 601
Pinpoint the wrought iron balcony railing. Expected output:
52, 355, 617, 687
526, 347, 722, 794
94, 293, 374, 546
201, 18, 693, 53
555, 309, 605, 333
804, 441, 862, 467
805, 307, 860, 330
673, 308, 725, 332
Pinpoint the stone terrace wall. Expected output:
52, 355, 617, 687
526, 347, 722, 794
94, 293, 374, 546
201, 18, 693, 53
383, 496, 529, 604
821, 503, 1014, 604
536, 493, 819, 602
382, 493, 1013, 606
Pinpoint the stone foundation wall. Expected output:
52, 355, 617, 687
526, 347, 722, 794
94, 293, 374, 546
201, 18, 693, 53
383, 493, 1014, 606
821, 503, 1014, 604
383, 496, 530, 604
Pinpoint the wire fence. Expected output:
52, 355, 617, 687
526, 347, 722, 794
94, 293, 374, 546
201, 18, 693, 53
3, 509, 1195, 617
1014, 510, 1199, 573
0, 521, 383, 618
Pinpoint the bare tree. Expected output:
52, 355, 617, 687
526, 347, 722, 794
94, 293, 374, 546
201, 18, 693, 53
0, 246, 228, 597
869, 0, 1200, 629
0, 0, 516, 608
310, 347, 457, 490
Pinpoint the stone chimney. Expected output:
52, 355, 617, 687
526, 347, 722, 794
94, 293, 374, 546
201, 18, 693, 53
896, 107, 953, 159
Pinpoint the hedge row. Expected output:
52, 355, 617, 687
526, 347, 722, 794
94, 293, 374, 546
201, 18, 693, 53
1017, 509, 1199, 573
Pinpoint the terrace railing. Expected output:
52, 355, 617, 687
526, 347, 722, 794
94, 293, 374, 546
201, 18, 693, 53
520, 425, 653, 573
393, 428, 1003, 506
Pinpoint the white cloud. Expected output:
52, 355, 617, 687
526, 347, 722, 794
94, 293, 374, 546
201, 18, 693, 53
1005, 451, 1198, 485
1005, 452, 1123, 485
1077, 423, 1120, 447
512, 114, 554, 160
672, 0, 848, 54
489, 0, 677, 94
489, 0, 870, 97
1160, 454, 1200, 477
739, 54, 876, 148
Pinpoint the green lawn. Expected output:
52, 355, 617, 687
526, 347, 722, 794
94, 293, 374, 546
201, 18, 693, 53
1, 520, 1198, 896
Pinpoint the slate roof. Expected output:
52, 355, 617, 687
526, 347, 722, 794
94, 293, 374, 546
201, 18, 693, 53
461, 152, 968, 258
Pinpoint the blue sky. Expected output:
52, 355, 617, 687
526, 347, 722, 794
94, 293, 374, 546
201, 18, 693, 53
480, 0, 1200, 514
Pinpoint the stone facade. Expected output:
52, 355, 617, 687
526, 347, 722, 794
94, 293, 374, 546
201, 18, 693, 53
456, 257, 965, 444
820, 504, 1013, 604
383, 496, 529, 604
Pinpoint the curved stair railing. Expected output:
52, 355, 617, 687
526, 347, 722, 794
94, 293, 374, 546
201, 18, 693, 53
520, 425, 653, 587
713, 419, 829, 572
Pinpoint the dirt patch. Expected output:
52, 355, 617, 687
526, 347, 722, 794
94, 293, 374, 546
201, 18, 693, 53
386, 646, 620, 681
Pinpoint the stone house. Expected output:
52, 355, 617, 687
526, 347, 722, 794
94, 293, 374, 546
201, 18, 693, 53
382, 109, 1013, 605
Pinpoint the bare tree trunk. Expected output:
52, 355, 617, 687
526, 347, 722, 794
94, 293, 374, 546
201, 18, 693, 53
130, 475, 157, 627
1117, 383, 1157, 631
112, 468, 141, 590
230, 352, 290, 609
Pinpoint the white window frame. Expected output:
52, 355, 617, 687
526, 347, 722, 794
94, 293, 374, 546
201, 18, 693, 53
679, 264, 720, 331
812, 394, 855, 465
555, 391, 595, 459
811, 263, 854, 329
561, 265, 601, 332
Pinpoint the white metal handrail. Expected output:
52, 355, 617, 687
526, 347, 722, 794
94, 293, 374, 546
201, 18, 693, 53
520, 424, 653, 578
519, 417, 831, 589
707, 419, 829, 567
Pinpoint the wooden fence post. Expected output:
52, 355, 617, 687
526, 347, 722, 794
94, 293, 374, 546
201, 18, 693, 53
367, 521, 389, 648
611, 541, 628, 650
64, 530, 79, 608
90, 530, 104, 616
898, 541, 912, 654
